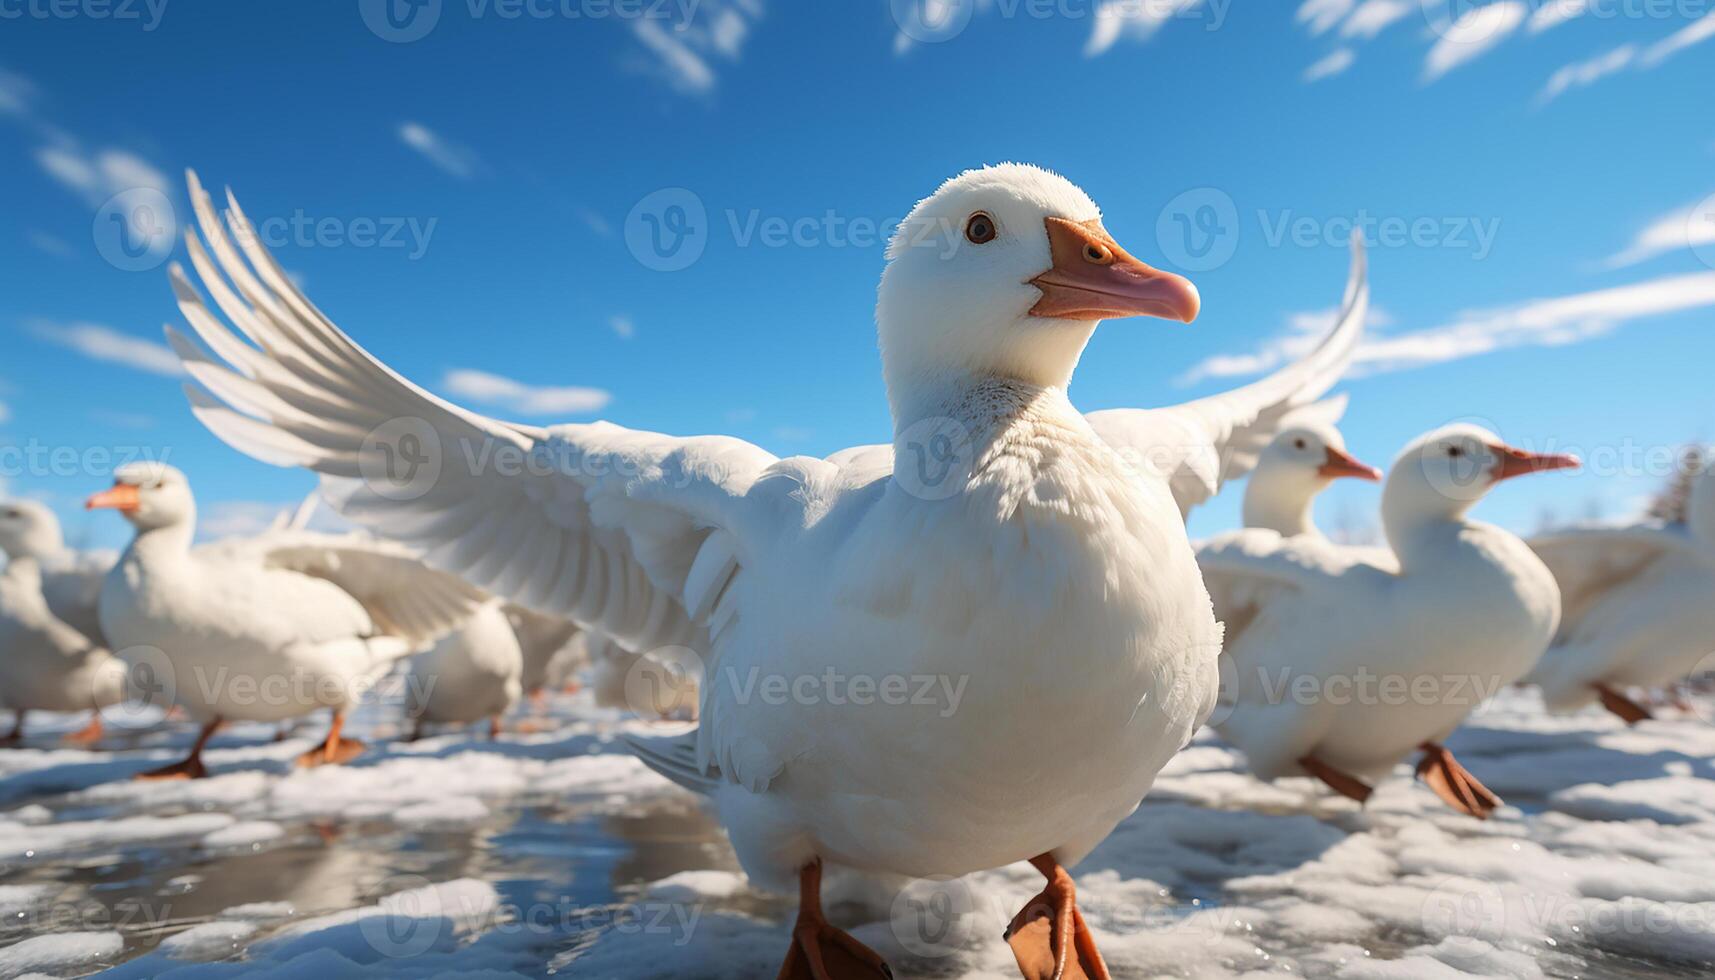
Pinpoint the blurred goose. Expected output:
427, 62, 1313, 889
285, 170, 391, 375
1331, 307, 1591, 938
89, 463, 483, 779
164, 164, 1365, 979
0, 500, 115, 645
1238, 397, 1379, 536
504, 602, 582, 699
1200, 425, 1577, 818
1523, 457, 1715, 722
0, 553, 129, 746
405, 599, 524, 740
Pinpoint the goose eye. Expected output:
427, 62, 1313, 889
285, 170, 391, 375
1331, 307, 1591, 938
1293, 439, 1307, 451
964, 212, 997, 245
1447, 446, 1464, 459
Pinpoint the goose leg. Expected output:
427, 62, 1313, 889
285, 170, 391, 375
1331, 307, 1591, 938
1004, 853, 1111, 980
1415, 742, 1502, 819
297, 711, 366, 767
1297, 754, 1373, 804
488, 716, 502, 741
777, 860, 893, 980
64, 711, 105, 746
1593, 683, 1652, 725
0, 711, 24, 746
137, 717, 221, 780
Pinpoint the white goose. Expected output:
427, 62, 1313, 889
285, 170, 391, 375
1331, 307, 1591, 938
504, 602, 583, 699
1522, 457, 1715, 723
0, 546, 129, 746
1199, 425, 1578, 818
0, 500, 114, 646
1237, 397, 1380, 537
89, 463, 483, 779
405, 599, 524, 740
164, 163, 1367, 979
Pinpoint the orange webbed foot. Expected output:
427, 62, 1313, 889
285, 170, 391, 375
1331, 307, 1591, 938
1416, 742, 1502, 819
1004, 854, 1111, 980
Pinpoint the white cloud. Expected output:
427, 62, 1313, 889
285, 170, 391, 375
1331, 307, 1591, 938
26, 230, 74, 258
29, 320, 182, 376
1179, 273, 1715, 382
441, 368, 611, 416
1537, 44, 1636, 104
32, 142, 169, 206
0, 398, 10, 425
627, 0, 762, 94
1178, 306, 1393, 386
1603, 192, 1715, 268
200, 501, 292, 539
0, 67, 35, 117
1086, 0, 1206, 56
1639, 10, 1715, 68
1297, 0, 1356, 36
609, 315, 635, 339
1423, 2, 1528, 82
1528, 0, 1587, 33
398, 122, 480, 179
1303, 47, 1357, 82
1339, 0, 1410, 39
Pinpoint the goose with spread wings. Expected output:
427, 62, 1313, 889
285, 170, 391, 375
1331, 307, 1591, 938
165, 163, 1366, 980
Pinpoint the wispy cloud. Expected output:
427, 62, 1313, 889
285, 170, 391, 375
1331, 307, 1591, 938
1538, 44, 1636, 104
1178, 306, 1394, 386
441, 368, 611, 416
398, 122, 481, 179
1297, 0, 1356, 36
609, 315, 635, 339
1603, 192, 1715, 268
1303, 47, 1356, 82
627, 0, 761, 95
1180, 273, 1715, 382
1638, 9, 1715, 68
28, 320, 182, 376
1086, 0, 1206, 57
0, 66, 35, 117
1339, 0, 1410, 40
1528, 0, 1587, 33
0, 398, 10, 426
32, 142, 170, 207
1423, 2, 1528, 83
26, 230, 74, 258
1538, 13, 1715, 102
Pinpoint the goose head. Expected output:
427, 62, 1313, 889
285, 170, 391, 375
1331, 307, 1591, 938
1382, 424, 1579, 546
0, 500, 64, 560
877, 163, 1199, 423
86, 462, 197, 534
1243, 422, 1380, 535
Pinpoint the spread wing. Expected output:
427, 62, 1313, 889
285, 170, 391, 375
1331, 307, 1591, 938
259, 531, 489, 646
1528, 523, 1698, 644
1086, 237, 1368, 517
165, 171, 780, 663
1196, 529, 1388, 650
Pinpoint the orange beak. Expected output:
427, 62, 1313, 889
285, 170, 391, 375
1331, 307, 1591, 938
86, 484, 141, 513
1317, 446, 1382, 482
1028, 217, 1200, 323
1489, 444, 1581, 483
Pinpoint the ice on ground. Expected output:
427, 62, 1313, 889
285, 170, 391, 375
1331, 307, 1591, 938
0, 689, 1712, 977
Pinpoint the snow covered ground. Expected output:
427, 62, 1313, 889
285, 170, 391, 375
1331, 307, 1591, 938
0, 687, 1711, 979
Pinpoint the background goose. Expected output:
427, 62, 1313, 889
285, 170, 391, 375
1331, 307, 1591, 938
1236, 397, 1380, 537
405, 599, 524, 740
0, 500, 116, 646
1523, 456, 1715, 722
0, 552, 129, 746
504, 602, 583, 700
1199, 425, 1578, 818
161, 164, 1367, 979
88, 462, 484, 779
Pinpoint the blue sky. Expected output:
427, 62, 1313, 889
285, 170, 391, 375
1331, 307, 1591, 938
0, 0, 1711, 549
